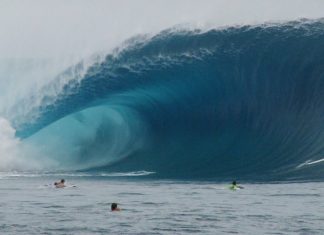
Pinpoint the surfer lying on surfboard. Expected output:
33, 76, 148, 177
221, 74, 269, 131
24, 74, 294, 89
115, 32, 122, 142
111, 203, 121, 212
54, 179, 66, 188
229, 181, 244, 190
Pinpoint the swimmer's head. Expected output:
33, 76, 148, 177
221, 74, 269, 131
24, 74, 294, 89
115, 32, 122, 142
61, 179, 65, 183
111, 203, 118, 211
232, 181, 236, 185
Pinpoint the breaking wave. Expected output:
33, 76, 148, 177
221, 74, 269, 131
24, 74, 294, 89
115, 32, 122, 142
3, 19, 324, 180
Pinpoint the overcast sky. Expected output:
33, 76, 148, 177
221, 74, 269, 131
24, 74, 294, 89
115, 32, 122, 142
0, 0, 324, 59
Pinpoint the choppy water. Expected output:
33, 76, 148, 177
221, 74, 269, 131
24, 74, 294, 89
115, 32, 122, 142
0, 175, 324, 234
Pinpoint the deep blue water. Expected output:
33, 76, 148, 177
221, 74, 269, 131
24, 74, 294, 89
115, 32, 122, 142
12, 19, 324, 180
0, 175, 324, 234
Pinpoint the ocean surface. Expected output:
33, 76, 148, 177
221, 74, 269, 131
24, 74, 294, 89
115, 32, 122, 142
1, 174, 324, 235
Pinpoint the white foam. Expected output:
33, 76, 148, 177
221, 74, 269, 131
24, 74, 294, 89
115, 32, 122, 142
0, 170, 155, 179
296, 158, 324, 169
99, 171, 156, 177
0, 117, 20, 169
0, 117, 47, 171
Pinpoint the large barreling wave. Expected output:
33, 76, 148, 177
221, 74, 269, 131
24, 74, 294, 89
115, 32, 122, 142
5, 19, 324, 181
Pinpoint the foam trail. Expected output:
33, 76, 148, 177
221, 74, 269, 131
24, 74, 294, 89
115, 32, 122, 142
0, 170, 155, 179
306, 159, 324, 165
99, 171, 155, 177
297, 158, 324, 168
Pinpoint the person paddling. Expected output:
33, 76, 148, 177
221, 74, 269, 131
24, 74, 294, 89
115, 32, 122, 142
111, 203, 121, 212
229, 180, 244, 190
54, 179, 66, 188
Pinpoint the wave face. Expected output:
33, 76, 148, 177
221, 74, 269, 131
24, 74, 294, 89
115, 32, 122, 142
14, 19, 324, 180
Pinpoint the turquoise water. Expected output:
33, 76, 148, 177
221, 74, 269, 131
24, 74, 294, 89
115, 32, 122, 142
1, 174, 324, 234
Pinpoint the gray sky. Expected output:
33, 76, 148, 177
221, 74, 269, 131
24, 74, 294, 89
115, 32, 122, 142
0, 0, 324, 59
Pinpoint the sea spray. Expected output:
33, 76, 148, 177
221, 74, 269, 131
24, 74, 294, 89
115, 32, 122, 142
0, 117, 58, 170
0, 117, 22, 169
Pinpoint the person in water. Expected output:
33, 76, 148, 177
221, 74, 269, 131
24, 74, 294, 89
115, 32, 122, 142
111, 203, 121, 212
54, 179, 66, 188
229, 180, 244, 190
